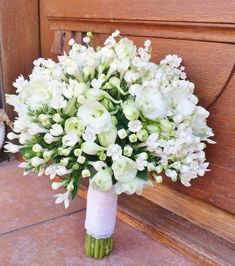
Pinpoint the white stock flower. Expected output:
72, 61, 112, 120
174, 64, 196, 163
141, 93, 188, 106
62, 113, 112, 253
77, 100, 112, 134
128, 120, 142, 133
77, 156, 86, 164
107, 144, 122, 160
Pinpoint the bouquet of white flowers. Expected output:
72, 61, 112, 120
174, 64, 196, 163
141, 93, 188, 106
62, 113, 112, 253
5, 30, 215, 259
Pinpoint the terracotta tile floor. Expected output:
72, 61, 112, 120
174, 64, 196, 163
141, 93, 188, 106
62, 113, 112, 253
0, 160, 195, 266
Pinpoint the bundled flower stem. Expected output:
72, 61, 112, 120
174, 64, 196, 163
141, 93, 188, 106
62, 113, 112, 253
85, 234, 113, 259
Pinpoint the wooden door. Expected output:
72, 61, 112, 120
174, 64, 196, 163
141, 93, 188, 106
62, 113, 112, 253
40, 0, 235, 239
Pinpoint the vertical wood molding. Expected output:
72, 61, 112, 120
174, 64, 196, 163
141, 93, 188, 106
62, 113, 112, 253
0, 0, 40, 120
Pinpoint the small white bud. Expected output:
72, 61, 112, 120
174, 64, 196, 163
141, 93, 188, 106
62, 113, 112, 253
77, 156, 85, 164
82, 169, 91, 178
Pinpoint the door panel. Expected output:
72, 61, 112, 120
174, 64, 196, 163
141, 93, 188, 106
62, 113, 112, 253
40, 0, 235, 216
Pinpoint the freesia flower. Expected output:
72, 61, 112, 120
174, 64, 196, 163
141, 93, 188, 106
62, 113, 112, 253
81, 141, 106, 155
4, 142, 22, 153
54, 191, 70, 209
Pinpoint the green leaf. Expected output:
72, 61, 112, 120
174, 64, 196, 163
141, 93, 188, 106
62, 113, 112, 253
137, 168, 148, 181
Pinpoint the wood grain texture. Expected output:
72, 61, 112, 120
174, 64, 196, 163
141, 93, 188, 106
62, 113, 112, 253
40, 0, 235, 221
0, 0, 40, 120
143, 180, 235, 243
42, 0, 235, 24
78, 184, 235, 266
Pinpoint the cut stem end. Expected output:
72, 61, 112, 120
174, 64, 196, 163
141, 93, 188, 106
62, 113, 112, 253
85, 233, 113, 259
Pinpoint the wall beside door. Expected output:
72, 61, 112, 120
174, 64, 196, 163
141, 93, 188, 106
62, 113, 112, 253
0, 0, 40, 120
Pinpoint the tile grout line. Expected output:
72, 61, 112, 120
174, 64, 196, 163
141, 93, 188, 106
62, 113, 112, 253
0, 208, 86, 238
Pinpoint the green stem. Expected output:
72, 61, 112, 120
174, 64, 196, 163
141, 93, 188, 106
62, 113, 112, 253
85, 233, 113, 259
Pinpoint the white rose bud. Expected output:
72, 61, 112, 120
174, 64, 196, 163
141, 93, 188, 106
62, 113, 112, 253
98, 127, 117, 147
123, 104, 139, 121
67, 181, 74, 191
159, 119, 173, 133
58, 147, 72, 156
147, 163, 155, 172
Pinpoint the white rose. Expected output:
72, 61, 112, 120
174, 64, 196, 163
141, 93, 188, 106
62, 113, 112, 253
77, 100, 112, 134
135, 86, 168, 120
19, 74, 51, 109
176, 99, 195, 117
112, 156, 137, 183
114, 178, 149, 195
115, 38, 137, 59
91, 168, 113, 192
98, 127, 117, 147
